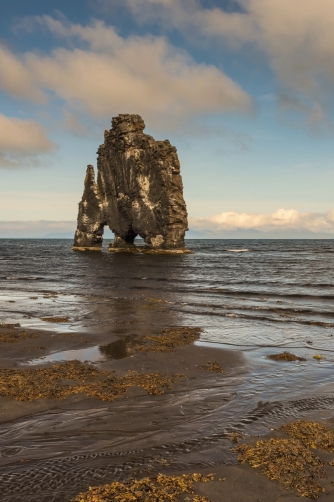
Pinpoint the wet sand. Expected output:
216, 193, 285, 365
0, 322, 333, 501
0, 323, 246, 424
192, 417, 334, 502
0, 322, 247, 501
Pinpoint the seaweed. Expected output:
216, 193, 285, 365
21, 346, 45, 353
0, 328, 38, 343
234, 438, 326, 499
229, 432, 243, 443
201, 361, 225, 373
267, 351, 306, 362
135, 327, 202, 353
143, 298, 169, 309
281, 420, 334, 452
0, 361, 184, 402
70, 473, 214, 502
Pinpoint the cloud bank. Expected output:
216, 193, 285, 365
2, 210, 334, 238
189, 208, 334, 237
0, 113, 56, 170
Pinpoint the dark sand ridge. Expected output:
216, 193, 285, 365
0, 321, 334, 500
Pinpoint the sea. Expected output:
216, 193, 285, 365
1, 238, 334, 501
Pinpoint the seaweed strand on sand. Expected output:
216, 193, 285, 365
71, 473, 215, 502
135, 327, 202, 353
0, 360, 185, 402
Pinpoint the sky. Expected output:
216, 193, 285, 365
1, 0, 334, 238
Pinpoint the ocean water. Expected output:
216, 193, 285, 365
2, 238, 334, 349
1, 239, 334, 501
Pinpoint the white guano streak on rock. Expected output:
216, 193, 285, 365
125, 148, 141, 160
138, 174, 155, 211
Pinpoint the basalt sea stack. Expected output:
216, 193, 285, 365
73, 114, 190, 253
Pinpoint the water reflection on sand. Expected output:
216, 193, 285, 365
25, 336, 137, 365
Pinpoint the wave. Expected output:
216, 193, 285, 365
207, 288, 334, 300
182, 301, 334, 319
227, 249, 249, 252
175, 306, 334, 327
4, 276, 45, 281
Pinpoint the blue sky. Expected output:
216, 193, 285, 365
1, 0, 334, 237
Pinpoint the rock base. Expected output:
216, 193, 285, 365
108, 246, 193, 254
72, 247, 102, 252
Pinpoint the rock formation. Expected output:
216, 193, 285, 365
73, 114, 190, 253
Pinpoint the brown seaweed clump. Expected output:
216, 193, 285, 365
229, 432, 244, 443
281, 420, 334, 452
267, 351, 306, 362
0, 361, 184, 402
135, 327, 202, 353
234, 438, 326, 499
40, 317, 70, 323
0, 330, 38, 343
70, 473, 214, 502
201, 361, 225, 373
0, 323, 20, 329
21, 346, 45, 353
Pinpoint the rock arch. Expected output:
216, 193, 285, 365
73, 114, 190, 253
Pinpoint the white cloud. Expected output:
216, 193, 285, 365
190, 208, 334, 234
121, 0, 334, 129
0, 47, 45, 102
0, 113, 56, 169
0, 17, 252, 132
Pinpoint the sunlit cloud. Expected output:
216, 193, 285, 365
1, 16, 252, 132
119, 0, 334, 130
190, 208, 334, 235
0, 113, 56, 170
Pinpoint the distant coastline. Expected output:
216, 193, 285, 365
1, 221, 334, 240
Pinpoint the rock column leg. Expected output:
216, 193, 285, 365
72, 165, 105, 251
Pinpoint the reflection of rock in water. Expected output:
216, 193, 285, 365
73, 114, 189, 253
99, 337, 135, 360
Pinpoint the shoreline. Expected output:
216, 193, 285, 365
0, 290, 333, 500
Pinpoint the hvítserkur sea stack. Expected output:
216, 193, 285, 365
73, 114, 190, 253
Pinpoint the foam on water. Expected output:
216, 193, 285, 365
226, 248, 249, 252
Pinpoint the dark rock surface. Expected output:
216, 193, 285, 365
73, 114, 189, 253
